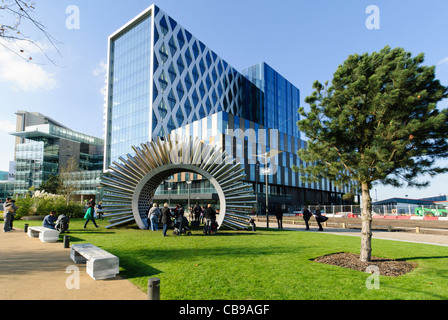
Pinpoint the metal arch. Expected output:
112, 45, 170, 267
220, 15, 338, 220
101, 135, 256, 230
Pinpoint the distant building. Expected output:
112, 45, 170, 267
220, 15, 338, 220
9, 111, 104, 201
373, 195, 448, 215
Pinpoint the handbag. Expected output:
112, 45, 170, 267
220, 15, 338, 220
317, 216, 328, 223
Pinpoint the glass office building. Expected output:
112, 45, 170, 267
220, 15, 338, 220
105, 4, 261, 169
10, 111, 104, 199
105, 4, 354, 208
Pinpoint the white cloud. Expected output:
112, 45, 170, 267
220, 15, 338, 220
93, 59, 108, 97
0, 41, 59, 92
93, 60, 107, 77
0, 119, 17, 171
0, 119, 16, 133
437, 56, 448, 66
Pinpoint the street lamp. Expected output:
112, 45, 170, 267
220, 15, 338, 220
186, 180, 192, 214
167, 187, 172, 207
165, 178, 174, 208
255, 149, 283, 229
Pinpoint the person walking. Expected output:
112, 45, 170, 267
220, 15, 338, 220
84, 202, 99, 229
302, 206, 312, 230
275, 207, 283, 229
314, 207, 327, 231
161, 202, 172, 237
148, 203, 161, 231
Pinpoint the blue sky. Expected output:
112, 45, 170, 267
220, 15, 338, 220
0, 0, 447, 201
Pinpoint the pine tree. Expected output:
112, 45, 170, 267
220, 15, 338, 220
295, 46, 448, 262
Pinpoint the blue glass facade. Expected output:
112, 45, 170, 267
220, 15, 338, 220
173, 111, 351, 206
242, 63, 301, 139
105, 4, 353, 206
105, 5, 263, 168
11, 121, 103, 196
106, 13, 152, 167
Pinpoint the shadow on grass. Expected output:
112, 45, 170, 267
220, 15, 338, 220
398, 255, 448, 261
119, 258, 164, 279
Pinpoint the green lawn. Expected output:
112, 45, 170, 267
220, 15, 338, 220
16, 219, 448, 300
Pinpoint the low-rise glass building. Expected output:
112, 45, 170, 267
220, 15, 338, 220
10, 111, 104, 200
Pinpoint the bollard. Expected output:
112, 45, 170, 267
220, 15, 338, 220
63, 235, 70, 248
148, 278, 160, 300
24, 224, 29, 233
388, 226, 392, 232
416, 227, 420, 234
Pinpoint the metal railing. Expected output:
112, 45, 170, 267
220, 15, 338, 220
289, 205, 448, 217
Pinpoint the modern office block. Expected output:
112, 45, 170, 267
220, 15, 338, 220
104, 4, 355, 209
105, 4, 261, 169
10, 111, 104, 199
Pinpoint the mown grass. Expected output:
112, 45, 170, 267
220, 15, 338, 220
15, 219, 448, 300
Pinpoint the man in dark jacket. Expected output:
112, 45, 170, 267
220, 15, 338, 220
302, 206, 312, 230
161, 203, 173, 237
314, 208, 326, 231
275, 207, 283, 229
193, 203, 201, 221
203, 204, 216, 235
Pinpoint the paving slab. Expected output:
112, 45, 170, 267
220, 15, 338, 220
2, 221, 447, 300
0, 225, 146, 300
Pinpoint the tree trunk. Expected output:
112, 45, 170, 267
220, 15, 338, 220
360, 181, 372, 262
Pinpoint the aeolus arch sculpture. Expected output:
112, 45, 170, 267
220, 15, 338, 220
101, 135, 256, 230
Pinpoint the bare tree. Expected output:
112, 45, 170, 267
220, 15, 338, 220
58, 156, 79, 205
0, 0, 61, 63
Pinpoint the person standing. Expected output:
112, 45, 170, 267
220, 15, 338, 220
3, 198, 17, 233
97, 201, 103, 220
302, 206, 312, 230
193, 203, 201, 222
203, 204, 216, 235
249, 217, 256, 232
161, 203, 172, 237
148, 203, 161, 231
84, 202, 99, 229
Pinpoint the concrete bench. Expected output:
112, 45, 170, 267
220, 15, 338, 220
27, 226, 60, 243
70, 243, 119, 280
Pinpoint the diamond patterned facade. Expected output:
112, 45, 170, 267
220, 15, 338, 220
105, 5, 262, 169
104, 4, 357, 215
151, 6, 263, 138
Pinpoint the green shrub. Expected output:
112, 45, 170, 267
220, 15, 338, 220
12, 194, 84, 219
14, 197, 33, 219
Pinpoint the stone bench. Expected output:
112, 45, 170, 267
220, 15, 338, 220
70, 243, 119, 280
27, 226, 60, 243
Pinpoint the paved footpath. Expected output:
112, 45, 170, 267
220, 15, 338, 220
0, 225, 147, 300
2, 222, 448, 300
259, 220, 448, 247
